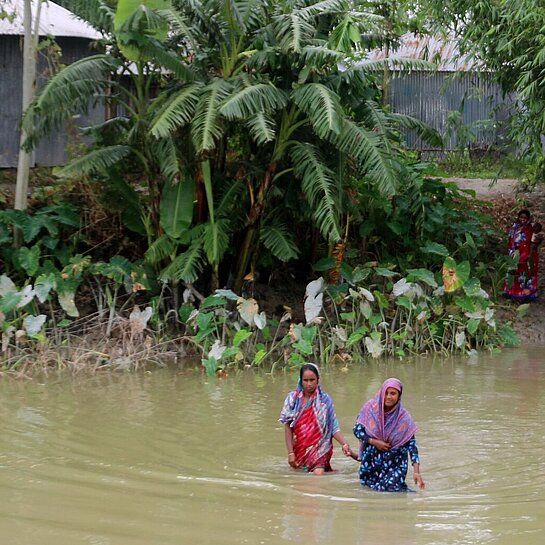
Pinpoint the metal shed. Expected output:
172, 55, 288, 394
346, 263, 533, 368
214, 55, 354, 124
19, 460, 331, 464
0, 0, 102, 168
365, 33, 514, 154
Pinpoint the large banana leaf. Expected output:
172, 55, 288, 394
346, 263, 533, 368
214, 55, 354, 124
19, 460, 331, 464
160, 177, 196, 238
114, 0, 171, 61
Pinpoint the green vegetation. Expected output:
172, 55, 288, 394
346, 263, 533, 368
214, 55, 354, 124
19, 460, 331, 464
2, 0, 531, 375
425, 153, 529, 180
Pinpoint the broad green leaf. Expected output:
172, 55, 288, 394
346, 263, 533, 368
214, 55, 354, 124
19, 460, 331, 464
0, 291, 22, 313
160, 177, 195, 238
352, 267, 372, 283
253, 349, 267, 366
396, 296, 413, 310
346, 328, 367, 347
200, 295, 227, 310
233, 329, 253, 348
442, 257, 470, 292
463, 277, 482, 297
214, 289, 240, 301
454, 295, 476, 313
516, 304, 530, 318
196, 312, 213, 331
467, 318, 480, 336
373, 290, 390, 310
17, 245, 41, 276
178, 303, 195, 323
406, 268, 438, 288
375, 267, 397, 277
497, 323, 520, 347
289, 352, 306, 365
115, 0, 171, 60
293, 339, 313, 355
301, 325, 318, 343
202, 357, 218, 377
420, 242, 449, 256
34, 273, 56, 303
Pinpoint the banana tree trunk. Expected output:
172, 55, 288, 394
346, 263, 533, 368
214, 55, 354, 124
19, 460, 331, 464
234, 162, 277, 292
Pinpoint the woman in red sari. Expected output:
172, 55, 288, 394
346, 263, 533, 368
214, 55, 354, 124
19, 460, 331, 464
279, 363, 352, 474
503, 209, 540, 301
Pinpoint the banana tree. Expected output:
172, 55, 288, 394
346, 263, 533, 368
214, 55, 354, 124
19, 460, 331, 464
154, 0, 438, 291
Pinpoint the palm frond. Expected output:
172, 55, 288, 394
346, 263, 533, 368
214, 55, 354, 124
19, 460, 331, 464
236, 0, 272, 32
56, 0, 114, 33
389, 112, 444, 148
159, 242, 204, 283
58, 145, 132, 179
144, 234, 178, 265
275, 13, 315, 52
290, 143, 341, 242
297, 0, 347, 19
191, 78, 232, 152
23, 55, 120, 148
202, 218, 231, 265
245, 112, 277, 144
220, 81, 288, 119
150, 83, 203, 138
334, 119, 398, 195
215, 178, 248, 219
292, 83, 343, 137
301, 45, 344, 66
361, 100, 394, 154
354, 57, 436, 73
259, 224, 300, 261
142, 37, 196, 82
158, 8, 199, 52
150, 137, 180, 184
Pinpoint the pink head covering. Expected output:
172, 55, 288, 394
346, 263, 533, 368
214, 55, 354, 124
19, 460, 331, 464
356, 378, 418, 449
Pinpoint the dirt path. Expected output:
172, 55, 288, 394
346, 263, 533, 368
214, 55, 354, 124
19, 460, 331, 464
447, 177, 545, 345
447, 177, 519, 200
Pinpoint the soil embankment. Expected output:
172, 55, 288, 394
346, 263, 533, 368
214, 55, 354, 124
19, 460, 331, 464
449, 177, 545, 345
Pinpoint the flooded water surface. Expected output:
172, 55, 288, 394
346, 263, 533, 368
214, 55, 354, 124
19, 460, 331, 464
1, 347, 544, 545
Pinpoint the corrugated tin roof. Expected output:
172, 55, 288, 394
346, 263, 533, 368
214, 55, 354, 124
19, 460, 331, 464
365, 32, 476, 72
0, 0, 101, 39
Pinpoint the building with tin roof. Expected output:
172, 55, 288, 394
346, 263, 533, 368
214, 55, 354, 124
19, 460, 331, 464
0, 0, 102, 167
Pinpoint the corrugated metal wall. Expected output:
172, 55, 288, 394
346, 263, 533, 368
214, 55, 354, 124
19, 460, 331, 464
0, 36, 103, 168
387, 71, 513, 153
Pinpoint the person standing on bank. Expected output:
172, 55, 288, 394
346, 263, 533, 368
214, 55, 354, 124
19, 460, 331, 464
279, 363, 352, 474
503, 209, 539, 301
353, 378, 425, 491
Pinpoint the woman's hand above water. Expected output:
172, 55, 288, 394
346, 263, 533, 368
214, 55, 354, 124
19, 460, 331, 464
369, 438, 391, 452
414, 472, 425, 489
287, 452, 299, 468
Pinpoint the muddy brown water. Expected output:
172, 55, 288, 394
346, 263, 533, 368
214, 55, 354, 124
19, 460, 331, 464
1, 347, 544, 545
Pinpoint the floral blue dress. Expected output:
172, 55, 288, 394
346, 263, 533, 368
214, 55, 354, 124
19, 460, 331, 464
353, 423, 420, 492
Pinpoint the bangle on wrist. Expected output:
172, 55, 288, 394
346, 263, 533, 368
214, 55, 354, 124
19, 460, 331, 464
288, 452, 294, 456
342, 443, 349, 448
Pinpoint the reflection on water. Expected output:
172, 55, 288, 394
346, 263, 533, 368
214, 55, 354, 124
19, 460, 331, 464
1, 347, 545, 544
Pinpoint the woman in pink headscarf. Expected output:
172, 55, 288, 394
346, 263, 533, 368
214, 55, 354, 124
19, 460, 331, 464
353, 378, 425, 491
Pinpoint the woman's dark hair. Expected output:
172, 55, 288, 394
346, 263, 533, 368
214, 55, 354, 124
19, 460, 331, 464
300, 363, 320, 380
518, 209, 531, 220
